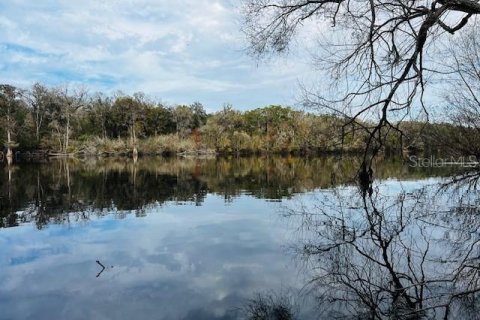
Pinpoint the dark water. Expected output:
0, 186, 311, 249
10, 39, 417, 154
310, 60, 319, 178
0, 156, 474, 319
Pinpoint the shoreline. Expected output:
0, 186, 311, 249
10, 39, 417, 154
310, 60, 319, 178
2, 148, 372, 161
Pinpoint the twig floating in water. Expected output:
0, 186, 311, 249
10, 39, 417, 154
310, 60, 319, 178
96, 260, 106, 278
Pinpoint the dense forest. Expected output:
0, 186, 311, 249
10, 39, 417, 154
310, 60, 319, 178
0, 83, 477, 158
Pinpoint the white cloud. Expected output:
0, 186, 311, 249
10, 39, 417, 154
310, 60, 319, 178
0, 0, 314, 109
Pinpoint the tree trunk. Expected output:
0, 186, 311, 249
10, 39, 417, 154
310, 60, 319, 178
132, 124, 138, 160
35, 109, 41, 144
65, 113, 70, 153
6, 147, 12, 162
6, 114, 13, 164
8, 166, 12, 199
36, 125, 40, 144
65, 161, 71, 202
6, 150, 13, 165
56, 130, 63, 152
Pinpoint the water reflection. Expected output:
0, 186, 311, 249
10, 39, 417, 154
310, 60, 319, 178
0, 196, 302, 320
0, 156, 471, 320
278, 177, 480, 319
0, 156, 455, 229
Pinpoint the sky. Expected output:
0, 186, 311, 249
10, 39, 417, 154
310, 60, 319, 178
0, 0, 314, 112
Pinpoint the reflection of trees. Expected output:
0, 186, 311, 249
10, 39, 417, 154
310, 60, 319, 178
242, 292, 297, 320
0, 158, 210, 229
282, 183, 480, 319
0, 165, 19, 228
0, 156, 458, 229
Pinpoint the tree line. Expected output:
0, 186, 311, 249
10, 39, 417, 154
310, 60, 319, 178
0, 83, 367, 157
0, 82, 476, 159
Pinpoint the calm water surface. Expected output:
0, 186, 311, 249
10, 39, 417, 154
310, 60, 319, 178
0, 157, 462, 319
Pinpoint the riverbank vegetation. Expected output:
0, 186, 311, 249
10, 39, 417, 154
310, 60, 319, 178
0, 83, 477, 159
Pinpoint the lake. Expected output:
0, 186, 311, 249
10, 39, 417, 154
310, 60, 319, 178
0, 156, 477, 319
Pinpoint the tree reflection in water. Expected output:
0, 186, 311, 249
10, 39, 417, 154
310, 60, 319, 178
1, 156, 478, 319
0, 156, 453, 229
273, 175, 480, 319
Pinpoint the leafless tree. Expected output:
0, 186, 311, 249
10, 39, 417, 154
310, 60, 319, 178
242, 292, 298, 320
439, 22, 480, 157
47, 86, 87, 154
241, 0, 480, 174
23, 83, 52, 145
284, 184, 480, 319
0, 84, 22, 163
59, 86, 87, 153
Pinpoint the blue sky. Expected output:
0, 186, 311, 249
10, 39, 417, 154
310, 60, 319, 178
0, 0, 314, 112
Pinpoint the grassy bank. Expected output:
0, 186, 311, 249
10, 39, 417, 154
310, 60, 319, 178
16, 134, 369, 158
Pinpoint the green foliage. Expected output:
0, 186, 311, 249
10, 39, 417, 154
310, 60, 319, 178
1, 82, 477, 157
